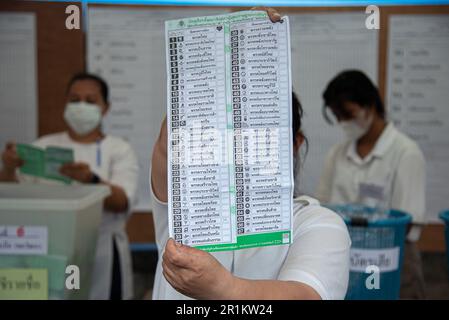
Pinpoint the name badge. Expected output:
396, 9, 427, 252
358, 182, 384, 202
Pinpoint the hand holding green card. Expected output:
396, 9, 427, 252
16, 144, 74, 183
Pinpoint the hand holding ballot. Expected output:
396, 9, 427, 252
1, 141, 96, 184
162, 238, 234, 299
1, 142, 75, 183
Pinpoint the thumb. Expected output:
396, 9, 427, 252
174, 241, 203, 259
166, 238, 183, 253
167, 238, 196, 256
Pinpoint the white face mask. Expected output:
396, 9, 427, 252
64, 101, 102, 136
339, 109, 373, 141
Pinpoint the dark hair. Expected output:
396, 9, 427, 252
322, 70, 384, 124
66, 72, 109, 104
292, 91, 308, 153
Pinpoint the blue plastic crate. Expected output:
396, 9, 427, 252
327, 204, 412, 300
439, 210, 449, 276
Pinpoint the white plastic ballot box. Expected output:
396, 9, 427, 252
0, 183, 110, 299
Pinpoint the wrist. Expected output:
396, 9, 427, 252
214, 270, 239, 300
89, 172, 101, 184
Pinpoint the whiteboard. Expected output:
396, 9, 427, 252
0, 13, 37, 148
289, 12, 379, 197
87, 7, 227, 211
387, 14, 449, 222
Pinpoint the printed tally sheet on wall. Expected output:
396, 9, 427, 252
387, 14, 449, 222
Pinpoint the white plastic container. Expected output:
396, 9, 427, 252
0, 183, 110, 299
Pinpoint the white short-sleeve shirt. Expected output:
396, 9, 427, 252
151, 188, 351, 300
316, 123, 426, 227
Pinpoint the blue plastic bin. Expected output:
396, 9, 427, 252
439, 210, 449, 275
328, 204, 412, 300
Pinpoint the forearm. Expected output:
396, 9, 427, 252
151, 119, 168, 203
217, 277, 321, 300
102, 182, 129, 213
0, 168, 18, 182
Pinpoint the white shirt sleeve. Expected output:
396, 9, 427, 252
277, 206, 351, 300
109, 141, 139, 209
391, 147, 426, 225
315, 145, 339, 204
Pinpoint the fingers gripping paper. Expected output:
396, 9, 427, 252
165, 11, 293, 252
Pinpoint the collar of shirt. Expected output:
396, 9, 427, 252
346, 122, 397, 166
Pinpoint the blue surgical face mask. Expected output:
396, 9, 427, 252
64, 101, 102, 136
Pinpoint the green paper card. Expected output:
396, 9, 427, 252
16, 144, 74, 184
45, 147, 74, 183
16, 144, 45, 178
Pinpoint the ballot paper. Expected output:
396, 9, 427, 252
16, 144, 74, 183
165, 11, 293, 252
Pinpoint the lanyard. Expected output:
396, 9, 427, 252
96, 140, 102, 167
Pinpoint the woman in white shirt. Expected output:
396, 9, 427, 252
316, 70, 426, 298
0, 73, 139, 299
150, 9, 351, 298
